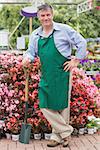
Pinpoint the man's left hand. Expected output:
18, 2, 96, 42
63, 58, 80, 72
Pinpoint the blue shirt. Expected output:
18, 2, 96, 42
23, 22, 87, 61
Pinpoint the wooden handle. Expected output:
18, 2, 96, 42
29, 17, 33, 34
24, 68, 29, 102
25, 75, 29, 102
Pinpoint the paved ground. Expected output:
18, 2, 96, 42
0, 134, 100, 150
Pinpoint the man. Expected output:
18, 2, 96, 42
23, 3, 87, 147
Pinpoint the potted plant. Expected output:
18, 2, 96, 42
0, 119, 5, 139
78, 124, 85, 135
4, 116, 21, 141
40, 120, 52, 140
87, 116, 99, 133
32, 118, 41, 140
33, 126, 41, 140
91, 119, 98, 133
5, 129, 11, 139
11, 122, 20, 141
86, 123, 94, 134
43, 125, 52, 140
4, 120, 12, 139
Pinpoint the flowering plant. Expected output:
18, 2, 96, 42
40, 119, 52, 133
79, 59, 100, 71
93, 74, 100, 88
70, 68, 100, 127
4, 116, 21, 134
0, 51, 99, 133
27, 117, 41, 134
86, 116, 100, 129
0, 51, 41, 128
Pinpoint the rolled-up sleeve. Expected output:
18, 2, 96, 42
67, 26, 87, 59
23, 33, 36, 62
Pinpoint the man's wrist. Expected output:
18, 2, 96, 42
76, 58, 80, 62
74, 58, 80, 63
71, 57, 80, 62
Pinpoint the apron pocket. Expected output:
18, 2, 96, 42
38, 79, 48, 108
39, 79, 48, 87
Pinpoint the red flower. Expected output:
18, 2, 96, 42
12, 74, 17, 81
10, 117, 17, 123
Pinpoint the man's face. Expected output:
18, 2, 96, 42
37, 8, 53, 27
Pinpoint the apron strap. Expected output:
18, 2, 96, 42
39, 29, 55, 39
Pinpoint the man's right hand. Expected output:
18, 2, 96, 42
22, 58, 31, 68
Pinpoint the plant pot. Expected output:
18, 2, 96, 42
84, 127, 88, 134
44, 133, 52, 140
79, 128, 85, 135
12, 134, 19, 141
94, 127, 97, 133
87, 128, 94, 134
6, 133, 11, 139
0, 120, 4, 129
0, 129, 2, 139
34, 133, 41, 140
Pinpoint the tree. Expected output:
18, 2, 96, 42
0, 5, 40, 48
0, 4, 99, 48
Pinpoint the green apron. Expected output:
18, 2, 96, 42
38, 32, 70, 110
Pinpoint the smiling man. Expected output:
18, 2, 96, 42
23, 3, 87, 147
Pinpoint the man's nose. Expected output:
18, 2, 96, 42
44, 15, 48, 20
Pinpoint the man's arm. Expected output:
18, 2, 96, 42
64, 26, 87, 71
67, 26, 87, 60
23, 33, 36, 66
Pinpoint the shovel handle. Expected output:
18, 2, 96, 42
23, 68, 29, 102
25, 75, 29, 102
23, 68, 29, 123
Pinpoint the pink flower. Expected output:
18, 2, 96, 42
8, 91, 13, 97
14, 99, 19, 104
12, 74, 17, 81
34, 102, 38, 109
19, 90, 23, 96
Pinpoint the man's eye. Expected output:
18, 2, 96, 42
47, 14, 50, 16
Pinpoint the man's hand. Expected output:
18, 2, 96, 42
22, 58, 31, 68
63, 58, 80, 72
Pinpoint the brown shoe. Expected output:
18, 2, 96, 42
62, 140, 69, 147
47, 140, 60, 147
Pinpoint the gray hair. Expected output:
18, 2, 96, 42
37, 3, 53, 13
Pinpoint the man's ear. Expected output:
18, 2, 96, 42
37, 13, 39, 18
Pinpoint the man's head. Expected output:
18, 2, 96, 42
37, 3, 53, 27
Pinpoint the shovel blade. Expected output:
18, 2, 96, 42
19, 123, 32, 144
